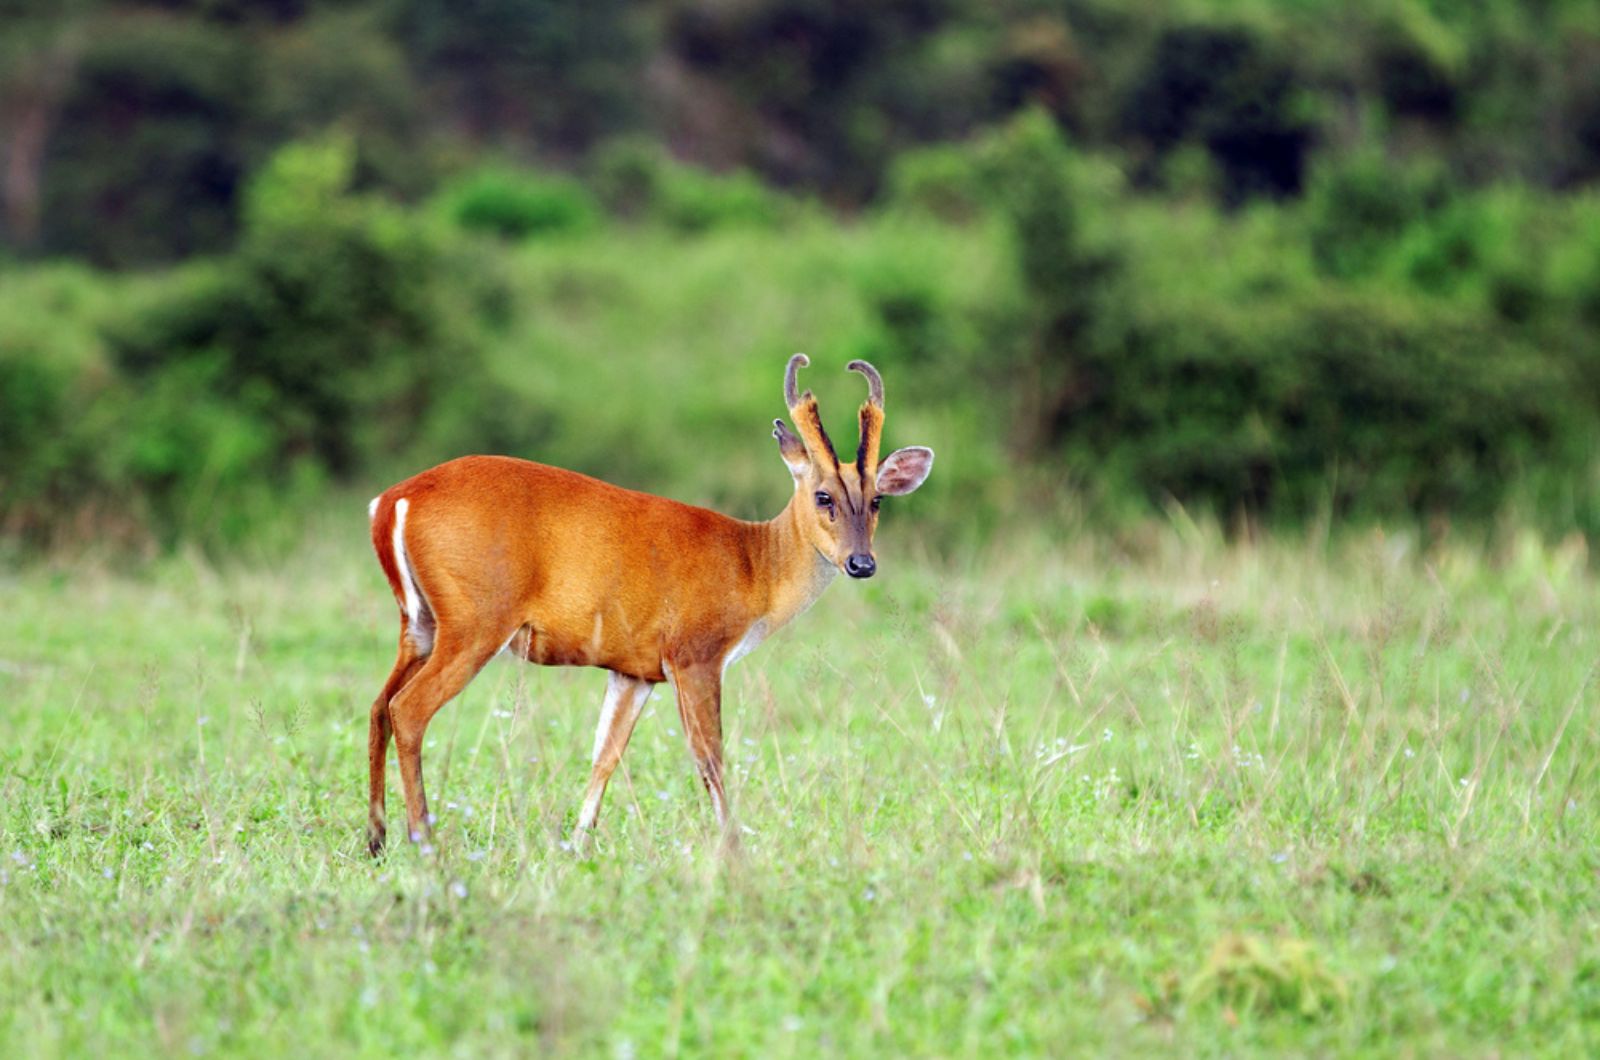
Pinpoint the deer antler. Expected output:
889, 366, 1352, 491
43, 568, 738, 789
847, 359, 885, 481
784, 353, 837, 468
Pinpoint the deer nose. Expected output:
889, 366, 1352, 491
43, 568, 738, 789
845, 553, 876, 579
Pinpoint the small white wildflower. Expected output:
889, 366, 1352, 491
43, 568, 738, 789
102, 867, 114, 879
449, 880, 468, 899
197, 716, 209, 726
466, 850, 487, 862
360, 986, 379, 1009
1102, 728, 1114, 742
1404, 747, 1415, 759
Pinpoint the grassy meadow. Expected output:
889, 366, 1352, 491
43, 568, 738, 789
3, 515, 1597, 1055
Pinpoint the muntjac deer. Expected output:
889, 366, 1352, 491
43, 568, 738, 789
364, 355, 933, 854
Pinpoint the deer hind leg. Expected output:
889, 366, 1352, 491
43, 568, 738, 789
576, 672, 654, 833
669, 664, 732, 835
388, 627, 507, 845
367, 629, 427, 857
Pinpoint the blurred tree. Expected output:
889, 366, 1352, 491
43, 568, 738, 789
662, 0, 968, 195
0, 1, 91, 251
38, 12, 257, 265
1120, 23, 1314, 203
392, 0, 644, 154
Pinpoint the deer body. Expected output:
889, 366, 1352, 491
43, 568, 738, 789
364, 357, 931, 854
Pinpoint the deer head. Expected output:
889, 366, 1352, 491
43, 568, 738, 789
773, 353, 933, 578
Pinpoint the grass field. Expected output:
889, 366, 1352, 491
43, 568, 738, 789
2, 515, 1597, 1056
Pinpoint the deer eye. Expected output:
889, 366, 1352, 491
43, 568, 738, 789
814, 491, 834, 510
870, 495, 881, 512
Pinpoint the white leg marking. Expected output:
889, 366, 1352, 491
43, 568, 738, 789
590, 673, 652, 764
721, 620, 769, 680
391, 498, 433, 654
708, 780, 728, 828
577, 789, 604, 832
577, 676, 652, 831
589, 672, 630, 765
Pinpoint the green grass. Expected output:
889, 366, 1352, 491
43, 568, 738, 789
2, 517, 1598, 1055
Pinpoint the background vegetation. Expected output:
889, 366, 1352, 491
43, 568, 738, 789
3, 0, 1600, 551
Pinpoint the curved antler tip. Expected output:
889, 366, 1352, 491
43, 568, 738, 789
783, 353, 810, 407
846, 358, 885, 406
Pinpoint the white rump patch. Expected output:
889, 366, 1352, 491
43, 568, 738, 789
391, 498, 434, 654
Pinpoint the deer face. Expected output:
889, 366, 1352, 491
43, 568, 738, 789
774, 355, 934, 578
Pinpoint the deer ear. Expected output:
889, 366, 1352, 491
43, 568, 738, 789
876, 446, 934, 496
773, 419, 811, 479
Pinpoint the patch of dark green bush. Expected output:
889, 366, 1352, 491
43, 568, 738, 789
438, 165, 600, 239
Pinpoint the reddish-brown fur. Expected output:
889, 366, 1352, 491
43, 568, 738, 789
364, 356, 932, 854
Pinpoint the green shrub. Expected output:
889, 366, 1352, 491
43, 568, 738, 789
91, 137, 507, 543
591, 139, 788, 232
1306, 152, 1455, 279
882, 142, 991, 222
1057, 287, 1586, 521
438, 165, 600, 239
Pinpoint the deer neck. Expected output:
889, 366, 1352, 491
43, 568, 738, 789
748, 495, 837, 633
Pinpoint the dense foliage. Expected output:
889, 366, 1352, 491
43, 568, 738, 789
3, 2, 1600, 551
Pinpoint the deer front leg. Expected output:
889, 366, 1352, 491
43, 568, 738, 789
576, 671, 654, 833
669, 663, 732, 834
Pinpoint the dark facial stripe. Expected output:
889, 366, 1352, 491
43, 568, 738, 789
804, 404, 840, 470
856, 408, 870, 480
